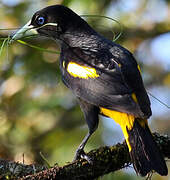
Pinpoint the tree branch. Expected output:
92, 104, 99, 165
1, 133, 169, 180
0, 159, 46, 179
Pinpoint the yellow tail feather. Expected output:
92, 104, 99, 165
101, 108, 135, 151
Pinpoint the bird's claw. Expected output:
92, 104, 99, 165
73, 149, 93, 164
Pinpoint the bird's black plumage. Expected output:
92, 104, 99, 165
12, 5, 168, 177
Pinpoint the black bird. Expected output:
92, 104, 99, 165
11, 5, 168, 176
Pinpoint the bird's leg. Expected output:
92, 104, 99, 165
73, 99, 99, 163
73, 131, 93, 163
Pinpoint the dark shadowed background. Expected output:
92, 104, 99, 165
0, 0, 169, 179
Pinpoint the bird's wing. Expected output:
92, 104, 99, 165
61, 45, 151, 118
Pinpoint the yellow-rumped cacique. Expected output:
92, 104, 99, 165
11, 5, 168, 176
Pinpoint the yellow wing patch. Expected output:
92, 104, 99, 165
67, 62, 99, 79
137, 64, 141, 73
100, 108, 135, 151
131, 93, 138, 103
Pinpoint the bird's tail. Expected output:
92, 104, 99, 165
123, 118, 168, 176
100, 108, 168, 176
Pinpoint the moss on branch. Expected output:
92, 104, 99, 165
0, 133, 169, 180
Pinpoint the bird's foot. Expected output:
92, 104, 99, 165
73, 148, 93, 164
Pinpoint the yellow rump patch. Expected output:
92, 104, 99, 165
100, 108, 135, 151
67, 62, 99, 79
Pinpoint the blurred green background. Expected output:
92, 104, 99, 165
0, 0, 170, 179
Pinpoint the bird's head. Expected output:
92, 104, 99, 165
11, 5, 91, 43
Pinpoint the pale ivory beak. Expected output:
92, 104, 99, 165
10, 20, 38, 43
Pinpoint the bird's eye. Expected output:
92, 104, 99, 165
37, 16, 45, 25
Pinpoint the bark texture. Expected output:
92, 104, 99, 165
0, 133, 169, 180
